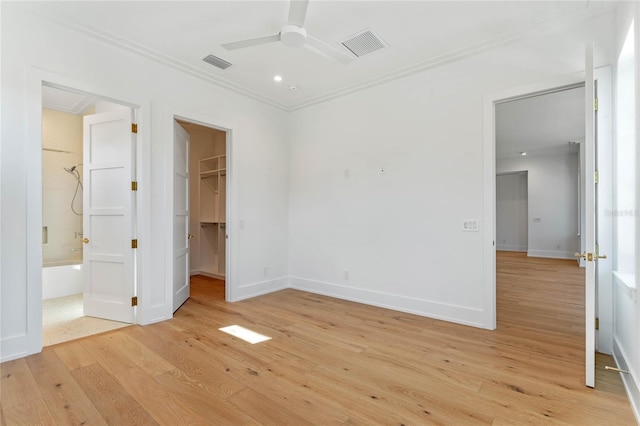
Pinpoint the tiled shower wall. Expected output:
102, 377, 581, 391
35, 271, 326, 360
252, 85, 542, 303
42, 108, 83, 266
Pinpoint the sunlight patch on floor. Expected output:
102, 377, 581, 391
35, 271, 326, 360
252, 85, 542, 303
219, 324, 271, 344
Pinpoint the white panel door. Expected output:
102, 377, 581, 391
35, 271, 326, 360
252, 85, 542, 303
584, 44, 596, 388
173, 121, 190, 312
83, 109, 134, 323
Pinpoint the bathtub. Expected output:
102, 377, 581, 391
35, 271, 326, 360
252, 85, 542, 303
42, 263, 83, 300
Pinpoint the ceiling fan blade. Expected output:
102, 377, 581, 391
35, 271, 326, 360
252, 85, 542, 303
305, 34, 354, 65
222, 34, 281, 50
287, 0, 309, 27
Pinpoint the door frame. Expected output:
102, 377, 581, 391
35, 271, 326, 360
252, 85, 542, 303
482, 72, 587, 330
25, 68, 149, 355
483, 69, 613, 359
166, 112, 234, 305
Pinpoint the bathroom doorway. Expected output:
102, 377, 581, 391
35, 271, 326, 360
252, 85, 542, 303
41, 85, 134, 345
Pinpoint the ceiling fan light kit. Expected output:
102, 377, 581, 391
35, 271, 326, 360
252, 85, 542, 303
280, 25, 307, 48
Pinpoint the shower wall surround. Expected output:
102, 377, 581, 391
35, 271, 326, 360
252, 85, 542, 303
42, 108, 83, 266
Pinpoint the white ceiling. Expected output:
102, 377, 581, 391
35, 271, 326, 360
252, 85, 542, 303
496, 86, 585, 159
30, 1, 612, 111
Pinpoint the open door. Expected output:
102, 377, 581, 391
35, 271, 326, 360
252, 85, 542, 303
83, 109, 135, 323
173, 121, 190, 312
581, 43, 608, 388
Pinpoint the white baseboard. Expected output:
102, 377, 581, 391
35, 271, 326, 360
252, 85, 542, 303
233, 277, 288, 301
288, 276, 488, 329
1, 334, 32, 363
191, 270, 225, 280
527, 249, 576, 260
613, 337, 640, 424
496, 245, 527, 252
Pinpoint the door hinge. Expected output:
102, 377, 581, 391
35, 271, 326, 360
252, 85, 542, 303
131, 181, 138, 191
132, 123, 138, 134
595, 317, 599, 330
594, 171, 599, 184
131, 296, 138, 307
594, 98, 598, 111
131, 239, 138, 249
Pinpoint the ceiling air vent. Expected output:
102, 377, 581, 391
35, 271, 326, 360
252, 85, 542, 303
203, 54, 232, 70
341, 29, 386, 58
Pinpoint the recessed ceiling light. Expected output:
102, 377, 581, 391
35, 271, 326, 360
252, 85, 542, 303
520, 152, 527, 156
289, 84, 299, 91
273, 75, 283, 82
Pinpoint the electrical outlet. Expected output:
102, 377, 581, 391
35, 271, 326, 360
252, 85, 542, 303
239, 220, 245, 229
344, 169, 350, 179
462, 220, 479, 232
343, 270, 350, 280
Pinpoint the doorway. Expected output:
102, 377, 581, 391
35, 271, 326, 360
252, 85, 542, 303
487, 66, 615, 388
494, 85, 583, 325
41, 85, 135, 345
173, 119, 228, 312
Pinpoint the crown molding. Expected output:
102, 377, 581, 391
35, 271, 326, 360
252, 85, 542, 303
27, 6, 289, 112
26, 2, 614, 113
288, 4, 614, 111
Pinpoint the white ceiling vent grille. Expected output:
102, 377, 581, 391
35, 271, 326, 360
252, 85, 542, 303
341, 29, 386, 58
203, 54, 232, 70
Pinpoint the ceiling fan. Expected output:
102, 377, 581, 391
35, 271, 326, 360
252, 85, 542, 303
221, 0, 354, 64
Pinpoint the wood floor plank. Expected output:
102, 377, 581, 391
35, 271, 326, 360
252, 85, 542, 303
26, 350, 107, 425
101, 331, 175, 377
0, 358, 42, 410
71, 363, 159, 425
53, 339, 97, 371
1, 398, 56, 426
151, 368, 260, 425
0, 253, 635, 424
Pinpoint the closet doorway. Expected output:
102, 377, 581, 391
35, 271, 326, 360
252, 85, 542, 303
173, 119, 228, 312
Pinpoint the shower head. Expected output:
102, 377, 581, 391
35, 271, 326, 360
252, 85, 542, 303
63, 164, 82, 173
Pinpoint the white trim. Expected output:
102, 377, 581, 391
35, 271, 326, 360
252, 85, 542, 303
5, 68, 151, 361
496, 245, 527, 252
289, 277, 488, 329
28, 4, 612, 112
163, 109, 236, 308
483, 72, 586, 333
526, 250, 578, 260
234, 277, 289, 301
613, 337, 640, 424
614, 271, 637, 302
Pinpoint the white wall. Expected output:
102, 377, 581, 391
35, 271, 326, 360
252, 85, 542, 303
496, 172, 528, 252
1, 4, 289, 361
0, 2, 619, 361
612, 2, 640, 422
497, 153, 580, 259
288, 9, 614, 329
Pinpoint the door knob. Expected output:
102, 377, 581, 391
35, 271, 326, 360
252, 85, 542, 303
82, 237, 90, 244
187, 234, 194, 240
574, 252, 606, 261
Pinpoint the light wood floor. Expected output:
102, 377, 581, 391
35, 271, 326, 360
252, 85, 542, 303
1, 254, 635, 425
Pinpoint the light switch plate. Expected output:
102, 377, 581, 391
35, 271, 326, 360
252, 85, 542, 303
463, 220, 479, 232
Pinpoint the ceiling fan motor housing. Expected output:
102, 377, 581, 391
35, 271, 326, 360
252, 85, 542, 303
280, 24, 307, 47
